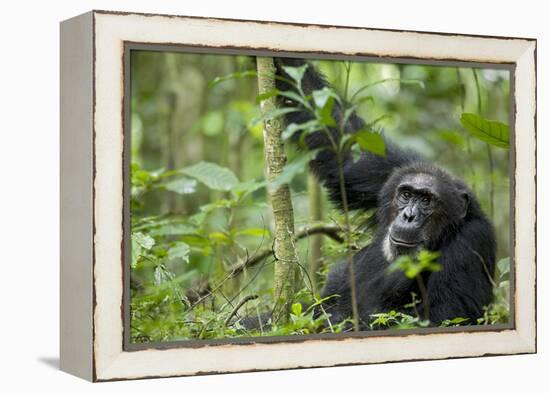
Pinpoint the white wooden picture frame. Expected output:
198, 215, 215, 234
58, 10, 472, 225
60, 10, 536, 381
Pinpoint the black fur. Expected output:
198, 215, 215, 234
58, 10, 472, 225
274, 58, 496, 328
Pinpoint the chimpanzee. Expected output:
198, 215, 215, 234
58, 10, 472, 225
242, 58, 496, 330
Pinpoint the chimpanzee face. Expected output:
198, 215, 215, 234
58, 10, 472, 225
383, 173, 441, 259
379, 165, 471, 262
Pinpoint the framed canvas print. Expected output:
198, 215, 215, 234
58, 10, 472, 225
60, 10, 537, 381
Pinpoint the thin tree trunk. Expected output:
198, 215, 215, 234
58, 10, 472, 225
308, 174, 323, 294
256, 57, 299, 323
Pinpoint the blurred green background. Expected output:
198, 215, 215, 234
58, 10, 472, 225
129, 50, 511, 343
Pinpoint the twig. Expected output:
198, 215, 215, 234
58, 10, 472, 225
416, 275, 430, 322
470, 248, 498, 288
228, 224, 345, 276
224, 295, 259, 326
456, 68, 477, 195
472, 68, 494, 219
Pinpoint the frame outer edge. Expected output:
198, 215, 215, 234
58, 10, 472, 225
59, 11, 95, 381
91, 11, 538, 380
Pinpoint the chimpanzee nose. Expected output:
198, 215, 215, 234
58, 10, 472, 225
402, 208, 416, 223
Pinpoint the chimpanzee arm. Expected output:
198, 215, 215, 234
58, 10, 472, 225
426, 218, 496, 325
274, 57, 421, 211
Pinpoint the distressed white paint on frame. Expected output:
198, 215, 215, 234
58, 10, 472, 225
91, 11, 536, 381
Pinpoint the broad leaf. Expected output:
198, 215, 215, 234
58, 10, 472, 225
167, 242, 190, 263
497, 257, 510, 274
164, 177, 197, 195
153, 266, 174, 285
291, 302, 303, 316
460, 113, 510, 149
282, 64, 308, 84
313, 88, 340, 127
231, 179, 265, 197
208, 70, 257, 88
271, 149, 320, 189
317, 96, 336, 127
256, 89, 306, 106
351, 78, 425, 102
130, 232, 155, 269
132, 232, 155, 250
436, 129, 466, 149
208, 232, 231, 244
256, 89, 279, 103
282, 120, 319, 141
149, 223, 196, 237
277, 90, 307, 106
201, 111, 224, 136
130, 237, 141, 269
180, 161, 239, 191
365, 114, 392, 129
312, 87, 340, 109
497, 257, 510, 281
252, 107, 300, 125
355, 130, 386, 157
234, 228, 270, 238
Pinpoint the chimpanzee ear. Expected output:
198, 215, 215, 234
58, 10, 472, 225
460, 191, 470, 219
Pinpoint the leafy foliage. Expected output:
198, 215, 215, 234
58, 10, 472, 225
477, 257, 510, 325
129, 52, 511, 342
369, 310, 430, 330
355, 129, 386, 157
389, 250, 442, 279
460, 113, 510, 149
180, 161, 239, 191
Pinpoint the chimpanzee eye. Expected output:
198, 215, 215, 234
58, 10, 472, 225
421, 196, 431, 205
401, 191, 412, 200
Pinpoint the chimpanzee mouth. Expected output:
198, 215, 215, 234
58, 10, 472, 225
389, 236, 422, 248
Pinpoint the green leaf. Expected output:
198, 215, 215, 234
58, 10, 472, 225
231, 180, 265, 197
132, 232, 155, 250
234, 228, 270, 238
180, 161, 239, 191
355, 130, 386, 157
256, 89, 279, 103
440, 317, 470, 327
167, 242, 190, 263
281, 120, 319, 141
271, 149, 320, 189
256, 89, 307, 106
312, 87, 340, 109
277, 90, 307, 106
201, 111, 224, 136
208, 70, 257, 88
388, 250, 441, 279
317, 96, 336, 127
130, 238, 141, 269
291, 302, 303, 316
436, 129, 466, 149
153, 265, 174, 285
497, 257, 510, 281
282, 64, 308, 84
460, 113, 510, 149
149, 223, 196, 237
351, 78, 425, 102
130, 232, 155, 269
312, 88, 340, 127
450, 317, 469, 324
164, 177, 197, 194
365, 114, 392, 129
252, 107, 300, 125
351, 143, 362, 163
497, 257, 510, 274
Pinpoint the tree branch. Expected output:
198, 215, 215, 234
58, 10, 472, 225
229, 224, 344, 276
224, 294, 259, 326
